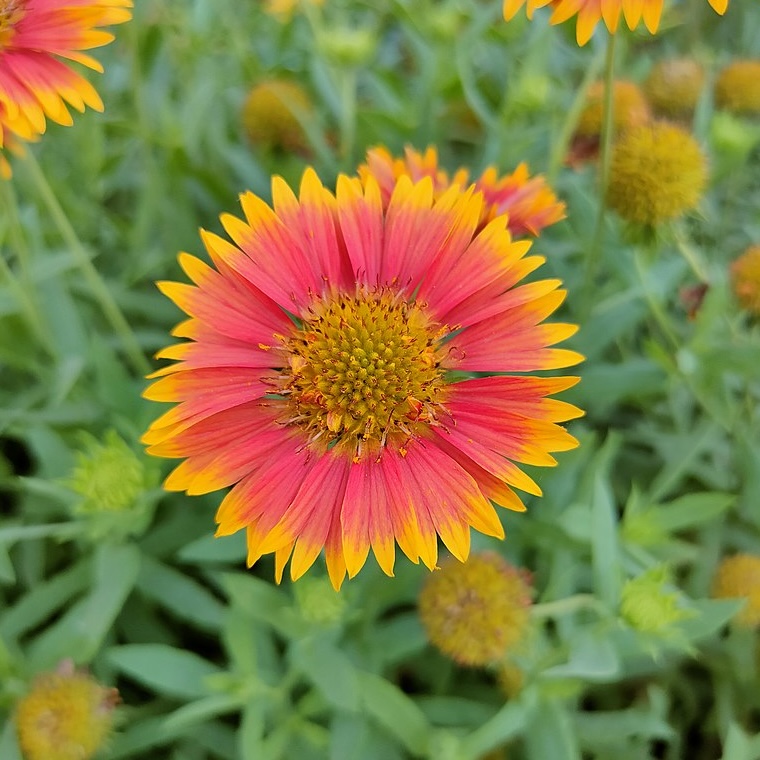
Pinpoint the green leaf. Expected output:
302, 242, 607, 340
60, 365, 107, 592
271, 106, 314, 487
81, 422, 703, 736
291, 635, 360, 712
137, 556, 225, 632
591, 440, 622, 609
239, 696, 267, 760
163, 693, 244, 732
545, 629, 620, 681
0, 558, 89, 641
655, 492, 735, 532
458, 699, 528, 759
177, 532, 247, 564
107, 643, 222, 699
523, 697, 582, 760
676, 599, 746, 643
357, 672, 430, 756
29, 543, 140, 668
0, 720, 22, 760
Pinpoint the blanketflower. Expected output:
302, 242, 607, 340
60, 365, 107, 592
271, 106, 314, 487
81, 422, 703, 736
502, 0, 729, 46
15, 662, 119, 760
0, 0, 132, 172
359, 146, 565, 239
143, 168, 583, 589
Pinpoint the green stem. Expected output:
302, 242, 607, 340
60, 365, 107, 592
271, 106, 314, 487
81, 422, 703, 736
0, 179, 56, 354
581, 34, 617, 311
21, 151, 150, 376
673, 221, 710, 283
633, 247, 679, 349
531, 594, 605, 619
547, 46, 605, 183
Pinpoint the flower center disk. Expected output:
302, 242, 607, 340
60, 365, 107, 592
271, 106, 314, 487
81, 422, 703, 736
0, 0, 25, 45
279, 289, 450, 458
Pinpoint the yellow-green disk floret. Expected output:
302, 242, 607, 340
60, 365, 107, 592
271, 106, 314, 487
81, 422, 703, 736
15, 666, 118, 760
418, 552, 533, 667
242, 79, 313, 154
711, 553, 760, 628
576, 80, 651, 138
645, 59, 705, 119
715, 61, 760, 116
731, 245, 760, 316
607, 122, 707, 226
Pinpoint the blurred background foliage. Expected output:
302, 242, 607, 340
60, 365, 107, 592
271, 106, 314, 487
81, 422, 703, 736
1, 0, 760, 758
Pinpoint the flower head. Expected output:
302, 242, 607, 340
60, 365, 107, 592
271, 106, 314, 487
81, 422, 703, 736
241, 79, 313, 155
143, 167, 583, 589
575, 80, 650, 138
15, 662, 119, 760
731, 245, 760, 316
294, 576, 347, 625
66, 429, 157, 539
0, 0, 132, 173
644, 59, 705, 120
711, 554, 760, 628
607, 122, 707, 226
418, 552, 533, 666
715, 61, 760, 117
359, 146, 566, 238
620, 566, 694, 633
502, 0, 729, 46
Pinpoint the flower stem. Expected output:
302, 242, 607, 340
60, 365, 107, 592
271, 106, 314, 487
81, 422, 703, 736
531, 594, 605, 619
548, 46, 605, 183
22, 151, 150, 376
633, 247, 679, 350
581, 34, 617, 310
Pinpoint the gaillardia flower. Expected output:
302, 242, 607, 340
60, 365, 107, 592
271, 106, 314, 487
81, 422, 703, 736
242, 79, 314, 155
419, 552, 533, 666
143, 169, 583, 589
644, 59, 705, 120
607, 121, 707, 226
731, 245, 760, 316
360, 146, 566, 238
0, 0, 132, 170
575, 80, 650, 139
711, 554, 760, 628
503, 0, 729, 46
714, 61, 760, 117
15, 662, 119, 760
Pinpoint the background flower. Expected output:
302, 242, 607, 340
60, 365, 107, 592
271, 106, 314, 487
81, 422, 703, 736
418, 552, 533, 666
607, 121, 707, 225
359, 145, 566, 238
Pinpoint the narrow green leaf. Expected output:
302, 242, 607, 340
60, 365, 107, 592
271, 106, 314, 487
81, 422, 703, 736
523, 698, 582, 760
137, 555, 225, 632
107, 643, 222, 699
656, 493, 735, 532
591, 449, 621, 609
358, 671, 430, 756
291, 636, 360, 712
163, 693, 243, 732
29, 543, 141, 668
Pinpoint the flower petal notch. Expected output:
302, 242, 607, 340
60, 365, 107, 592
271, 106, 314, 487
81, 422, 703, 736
0, 0, 132, 174
143, 165, 583, 589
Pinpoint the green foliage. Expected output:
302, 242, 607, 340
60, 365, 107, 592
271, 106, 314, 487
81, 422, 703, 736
1, 1, 760, 759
